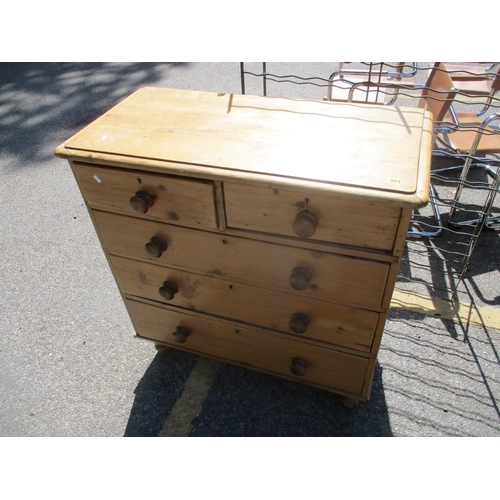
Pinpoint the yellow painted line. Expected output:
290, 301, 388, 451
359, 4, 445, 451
391, 289, 500, 330
158, 356, 221, 437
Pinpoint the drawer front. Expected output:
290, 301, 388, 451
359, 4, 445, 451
95, 211, 390, 310
125, 298, 369, 395
72, 162, 217, 228
111, 256, 379, 352
224, 182, 401, 251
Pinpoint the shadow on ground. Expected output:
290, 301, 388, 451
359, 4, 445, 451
124, 349, 198, 437
399, 154, 500, 305
0, 62, 189, 167
125, 349, 392, 437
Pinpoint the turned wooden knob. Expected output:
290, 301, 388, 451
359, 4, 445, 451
289, 313, 310, 334
129, 190, 155, 214
290, 357, 308, 376
289, 267, 312, 291
172, 326, 190, 344
145, 236, 167, 258
293, 211, 318, 238
159, 281, 178, 301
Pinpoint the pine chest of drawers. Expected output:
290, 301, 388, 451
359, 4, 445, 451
55, 87, 432, 404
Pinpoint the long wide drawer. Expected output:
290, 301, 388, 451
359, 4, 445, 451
223, 181, 401, 251
125, 298, 370, 396
94, 211, 390, 310
111, 255, 379, 352
72, 162, 218, 228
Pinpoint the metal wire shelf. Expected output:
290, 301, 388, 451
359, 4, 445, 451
240, 62, 500, 302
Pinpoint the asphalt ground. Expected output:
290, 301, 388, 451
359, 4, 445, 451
1, 63, 499, 443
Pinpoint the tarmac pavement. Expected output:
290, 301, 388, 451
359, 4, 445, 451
1, 62, 499, 437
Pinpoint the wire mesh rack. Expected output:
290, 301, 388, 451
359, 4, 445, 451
240, 62, 500, 303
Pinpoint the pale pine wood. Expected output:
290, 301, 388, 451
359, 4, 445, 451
59, 151, 429, 208
379, 208, 415, 313
415, 113, 434, 205
390, 206, 415, 259
56, 86, 433, 402
110, 255, 379, 352
71, 162, 218, 229
361, 357, 379, 399
224, 181, 401, 251
57, 87, 429, 201
95, 210, 390, 311
125, 298, 369, 395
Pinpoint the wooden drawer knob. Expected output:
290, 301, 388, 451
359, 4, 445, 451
290, 357, 308, 376
293, 211, 318, 238
289, 267, 312, 291
145, 236, 168, 258
289, 313, 310, 334
172, 326, 190, 344
129, 190, 155, 214
159, 281, 178, 301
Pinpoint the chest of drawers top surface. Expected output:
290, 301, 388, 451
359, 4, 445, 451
55, 87, 432, 207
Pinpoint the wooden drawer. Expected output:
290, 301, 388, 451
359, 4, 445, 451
125, 298, 370, 396
95, 211, 390, 310
111, 256, 379, 352
224, 181, 401, 251
72, 162, 217, 228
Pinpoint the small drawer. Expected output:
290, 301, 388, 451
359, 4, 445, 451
125, 298, 370, 396
224, 182, 401, 251
111, 256, 379, 352
94, 212, 390, 310
72, 162, 217, 228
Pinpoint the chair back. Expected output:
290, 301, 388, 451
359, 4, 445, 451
419, 62, 457, 122
339, 62, 407, 79
326, 63, 416, 104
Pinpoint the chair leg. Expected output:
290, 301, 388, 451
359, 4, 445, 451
447, 162, 499, 230
446, 114, 500, 230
